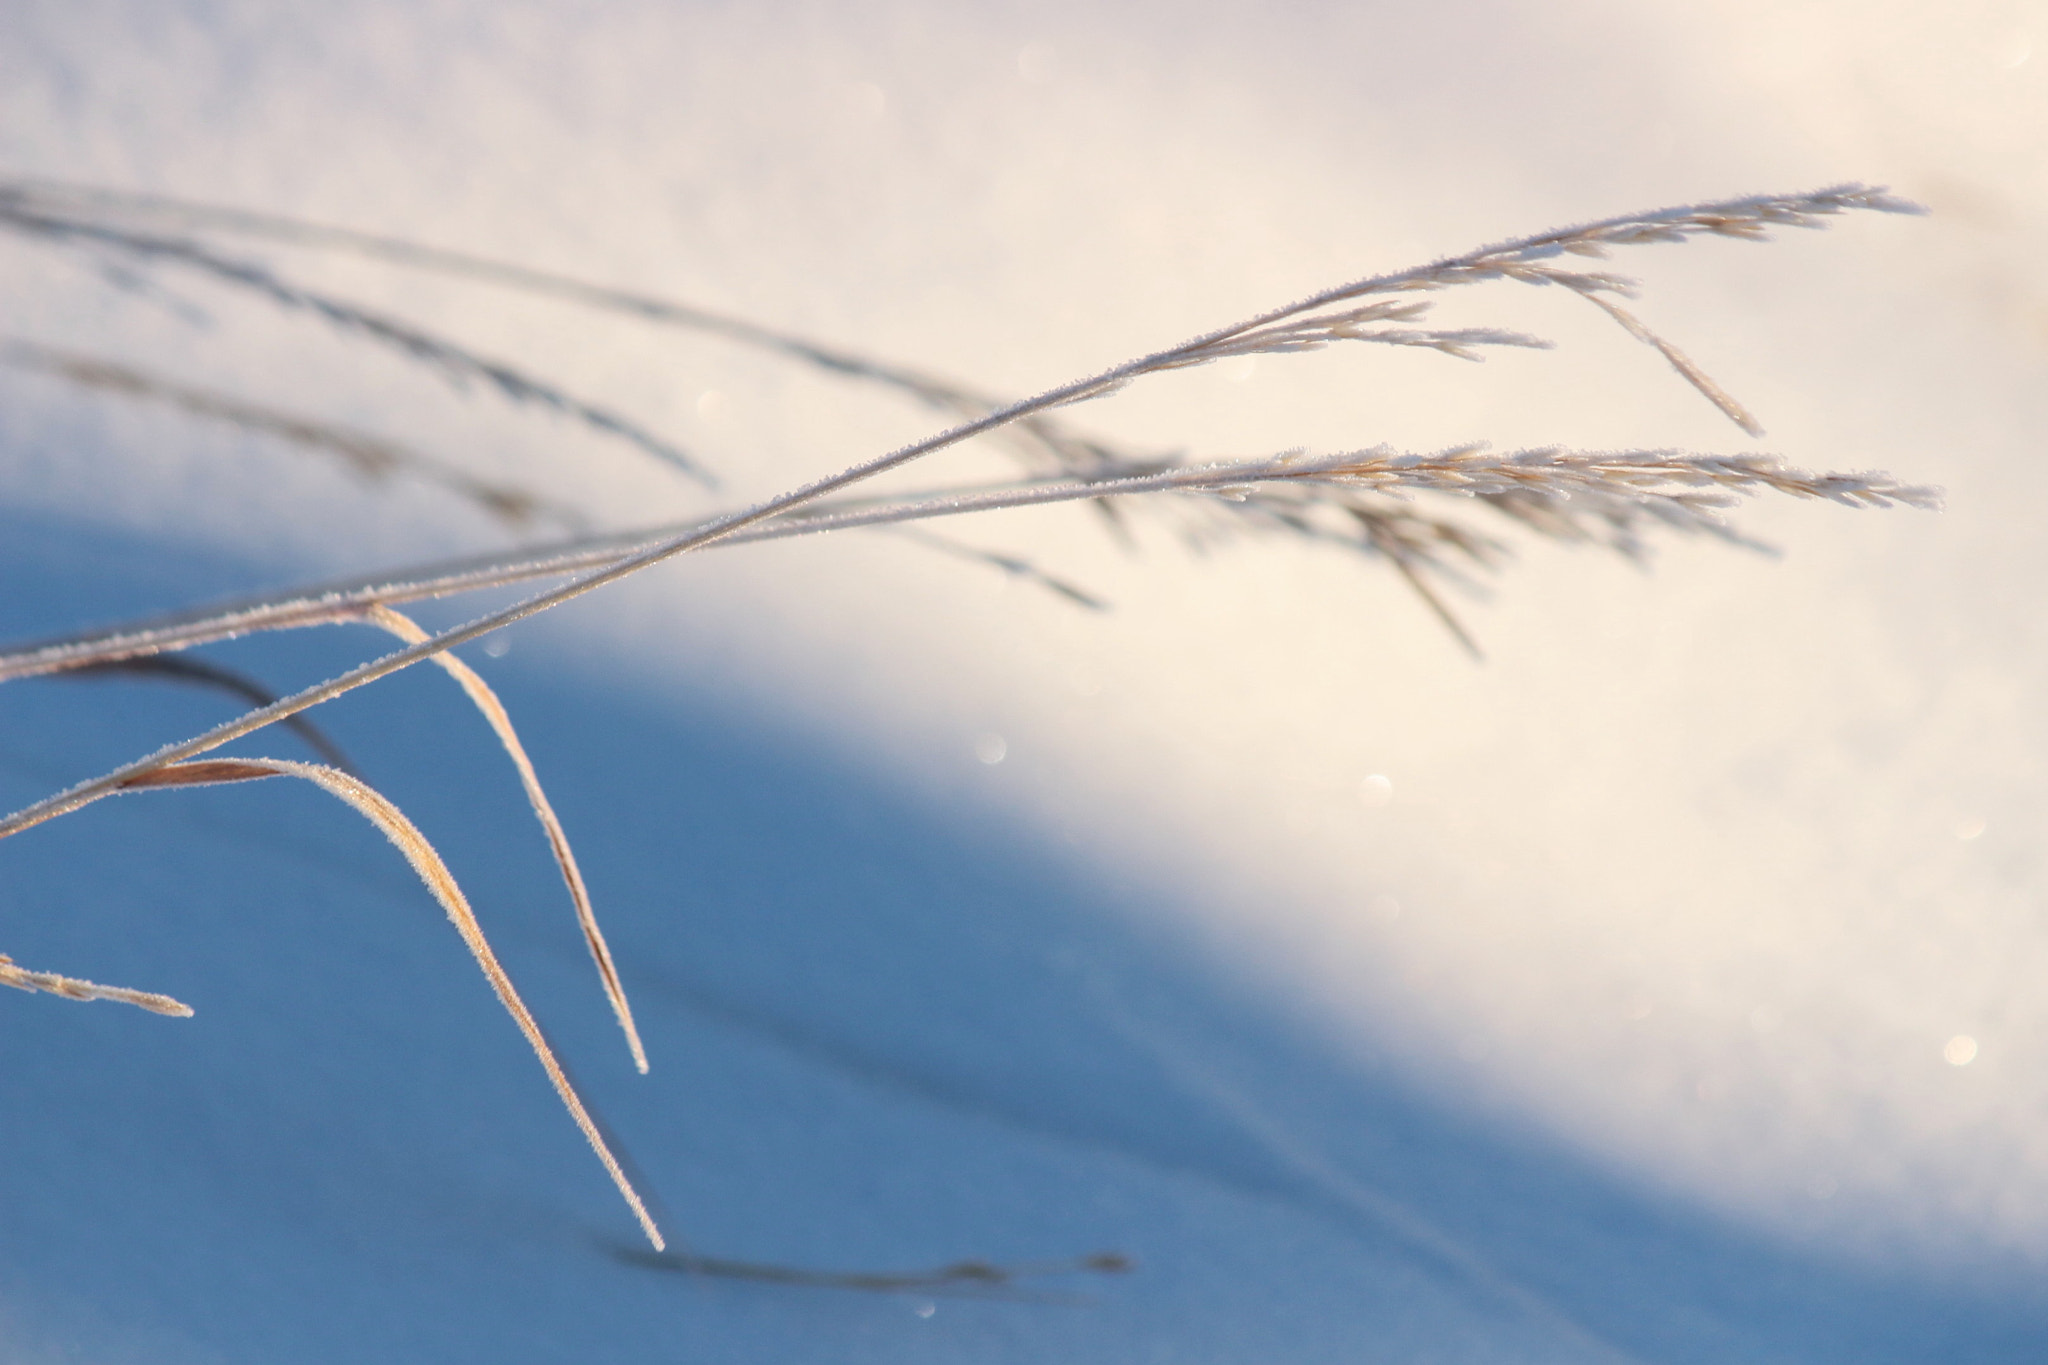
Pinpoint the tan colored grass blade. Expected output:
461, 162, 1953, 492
1567, 289, 1766, 437
0, 952, 194, 1016
358, 605, 647, 1074
103, 756, 664, 1250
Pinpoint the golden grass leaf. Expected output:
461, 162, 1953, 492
0, 952, 194, 1017
359, 605, 647, 1074
100, 757, 664, 1249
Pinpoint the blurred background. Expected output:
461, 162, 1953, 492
1, 1, 2044, 1360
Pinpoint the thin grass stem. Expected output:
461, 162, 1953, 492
0, 445, 1938, 684
0, 952, 194, 1017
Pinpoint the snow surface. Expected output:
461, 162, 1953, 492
2, 0, 2046, 1359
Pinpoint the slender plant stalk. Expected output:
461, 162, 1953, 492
0, 445, 1940, 684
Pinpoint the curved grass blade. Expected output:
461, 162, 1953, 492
358, 605, 646, 1074
101, 756, 664, 1249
